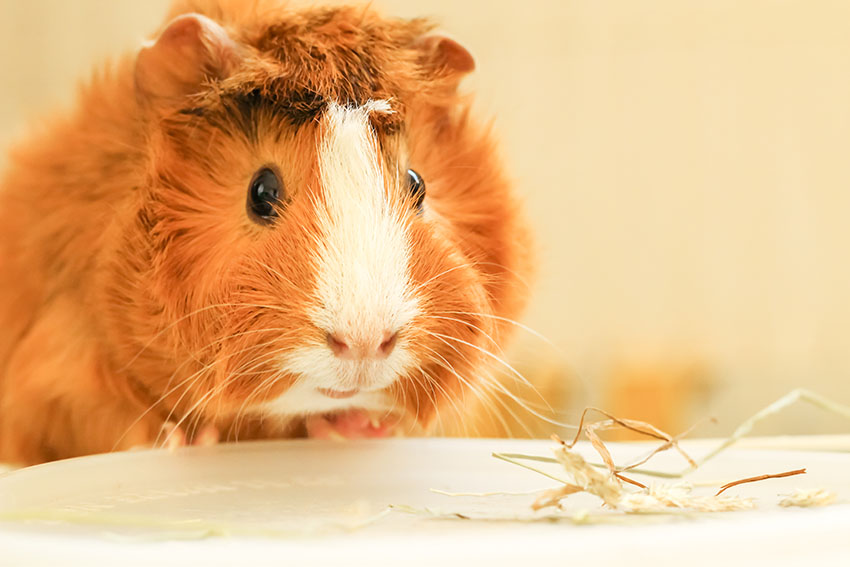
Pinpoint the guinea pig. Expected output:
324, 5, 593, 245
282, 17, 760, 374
0, 0, 534, 465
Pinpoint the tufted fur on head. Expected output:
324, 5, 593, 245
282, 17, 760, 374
0, 0, 534, 464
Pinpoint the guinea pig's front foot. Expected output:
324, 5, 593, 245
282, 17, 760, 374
304, 410, 397, 440
159, 422, 220, 451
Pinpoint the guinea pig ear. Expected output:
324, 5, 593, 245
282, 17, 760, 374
135, 13, 240, 107
417, 34, 476, 85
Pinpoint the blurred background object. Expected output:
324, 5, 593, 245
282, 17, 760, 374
1, 0, 848, 438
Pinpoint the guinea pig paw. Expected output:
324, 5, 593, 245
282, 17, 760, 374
305, 410, 395, 440
159, 422, 220, 451
193, 424, 221, 447
159, 421, 187, 451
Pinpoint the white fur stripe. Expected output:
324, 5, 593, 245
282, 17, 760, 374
272, 101, 417, 412
310, 100, 418, 342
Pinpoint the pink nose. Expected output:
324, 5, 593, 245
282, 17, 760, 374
326, 331, 399, 359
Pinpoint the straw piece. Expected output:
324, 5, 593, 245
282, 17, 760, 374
694, 389, 850, 471
615, 473, 647, 490
560, 409, 697, 469
618, 418, 714, 473
391, 504, 600, 525
619, 485, 754, 513
531, 484, 584, 511
715, 469, 806, 496
551, 447, 623, 507
779, 488, 837, 508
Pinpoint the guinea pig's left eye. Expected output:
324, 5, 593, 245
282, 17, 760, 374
247, 167, 283, 224
406, 169, 426, 212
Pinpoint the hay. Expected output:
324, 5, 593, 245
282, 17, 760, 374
528, 442, 754, 514
491, 389, 849, 515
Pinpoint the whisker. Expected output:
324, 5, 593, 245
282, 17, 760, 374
114, 328, 294, 450
119, 303, 294, 372
248, 257, 300, 289
408, 263, 478, 294
420, 346, 530, 438
155, 337, 290, 447
422, 315, 504, 355
426, 330, 549, 407
433, 310, 560, 352
425, 331, 575, 430
417, 353, 484, 438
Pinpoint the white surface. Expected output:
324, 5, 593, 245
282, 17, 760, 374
0, 438, 848, 566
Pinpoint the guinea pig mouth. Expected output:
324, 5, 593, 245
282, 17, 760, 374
318, 388, 360, 399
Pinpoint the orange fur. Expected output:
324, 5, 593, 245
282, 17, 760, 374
0, 0, 534, 465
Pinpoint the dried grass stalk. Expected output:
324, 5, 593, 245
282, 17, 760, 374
693, 389, 850, 472
495, 389, 850, 515
531, 445, 754, 514
498, 388, 850, 480
715, 469, 806, 496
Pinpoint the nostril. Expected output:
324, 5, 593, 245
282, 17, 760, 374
326, 332, 350, 357
378, 331, 399, 357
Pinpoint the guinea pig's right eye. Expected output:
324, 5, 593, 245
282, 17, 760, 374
247, 168, 283, 224
406, 169, 426, 213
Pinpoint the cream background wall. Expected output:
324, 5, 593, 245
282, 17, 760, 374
1, 0, 848, 433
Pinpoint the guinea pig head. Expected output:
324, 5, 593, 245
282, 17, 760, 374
118, 6, 527, 436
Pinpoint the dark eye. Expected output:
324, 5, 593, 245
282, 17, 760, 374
406, 169, 426, 212
247, 167, 283, 224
